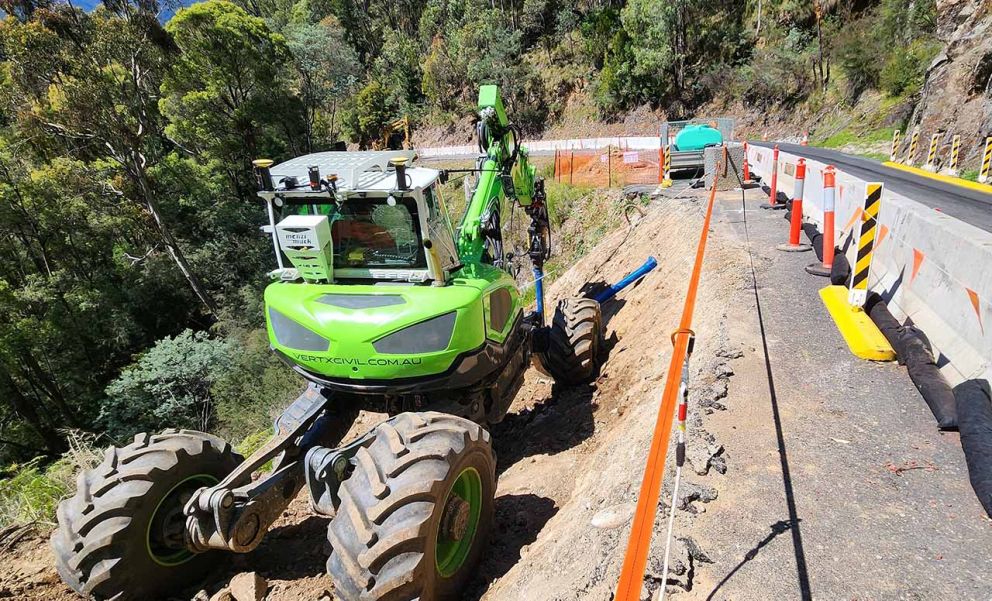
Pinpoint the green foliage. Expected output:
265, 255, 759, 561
211, 328, 304, 442
235, 429, 275, 458
834, 18, 884, 103
309, 0, 426, 68
232, 428, 276, 474
371, 30, 425, 113
0, 458, 73, 528
422, 35, 463, 113
284, 18, 361, 149
162, 1, 304, 178
0, 432, 102, 528
880, 39, 941, 97
421, 4, 547, 131
343, 80, 399, 149
819, 126, 897, 149
592, 28, 638, 114
879, 0, 938, 38
101, 330, 232, 439
619, 0, 678, 99
591, 0, 751, 114
959, 169, 980, 183
834, 0, 939, 103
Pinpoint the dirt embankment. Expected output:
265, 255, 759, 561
0, 188, 750, 601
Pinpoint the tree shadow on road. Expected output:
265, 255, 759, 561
704, 519, 799, 600
463, 493, 559, 601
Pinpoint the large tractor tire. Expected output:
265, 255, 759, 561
326, 412, 496, 601
51, 430, 242, 600
537, 297, 602, 386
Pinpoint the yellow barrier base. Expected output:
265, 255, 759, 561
883, 161, 992, 195
819, 285, 896, 361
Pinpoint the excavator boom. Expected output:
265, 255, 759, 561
457, 85, 538, 265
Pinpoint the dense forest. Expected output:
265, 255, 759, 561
0, 0, 939, 465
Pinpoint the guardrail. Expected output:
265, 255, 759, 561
747, 145, 992, 385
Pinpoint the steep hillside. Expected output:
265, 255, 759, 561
911, 0, 992, 159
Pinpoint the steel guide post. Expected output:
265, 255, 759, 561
659, 335, 694, 601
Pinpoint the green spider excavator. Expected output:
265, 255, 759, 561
52, 85, 603, 601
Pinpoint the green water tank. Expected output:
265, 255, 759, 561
674, 124, 723, 151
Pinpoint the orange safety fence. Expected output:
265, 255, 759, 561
553, 147, 661, 188
613, 158, 721, 601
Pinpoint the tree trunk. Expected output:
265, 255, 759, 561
18, 350, 78, 427
131, 158, 218, 316
676, 4, 682, 91
816, 10, 827, 90
0, 368, 67, 455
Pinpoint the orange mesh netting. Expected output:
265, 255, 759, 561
553, 147, 661, 188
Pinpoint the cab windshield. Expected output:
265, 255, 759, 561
288, 197, 425, 269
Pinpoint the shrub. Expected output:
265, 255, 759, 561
101, 330, 233, 440
716, 45, 813, 110
341, 80, 399, 149
211, 328, 305, 442
880, 40, 941, 97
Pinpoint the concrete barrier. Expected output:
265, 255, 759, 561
747, 144, 992, 385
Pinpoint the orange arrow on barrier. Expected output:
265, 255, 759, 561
876, 224, 889, 250
966, 288, 984, 335
910, 249, 925, 284
842, 208, 863, 234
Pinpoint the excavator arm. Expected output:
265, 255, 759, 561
457, 85, 539, 264
455, 85, 551, 323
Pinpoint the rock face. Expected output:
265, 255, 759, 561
912, 1, 992, 160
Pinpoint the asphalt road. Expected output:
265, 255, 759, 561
753, 141, 992, 233
685, 185, 992, 599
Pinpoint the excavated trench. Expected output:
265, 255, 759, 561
0, 185, 751, 601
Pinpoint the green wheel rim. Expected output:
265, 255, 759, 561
146, 474, 218, 566
435, 467, 483, 578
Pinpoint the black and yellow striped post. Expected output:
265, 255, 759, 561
980, 136, 992, 184
924, 133, 940, 172
848, 182, 884, 308
906, 127, 920, 166
947, 134, 961, 176
889, 129, 901, 162
661, 144, 672, 188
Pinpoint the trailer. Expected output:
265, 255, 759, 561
661, 118, 735, 171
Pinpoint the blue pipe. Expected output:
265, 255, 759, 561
594, 256, 658, 304
534, 267, 545, 325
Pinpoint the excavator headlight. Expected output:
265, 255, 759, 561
373, 312, 456, 355
268, 308, 330, 352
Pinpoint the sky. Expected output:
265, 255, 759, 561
68, 0, 197, 21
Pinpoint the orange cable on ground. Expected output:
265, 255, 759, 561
613, 166, 721, 601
